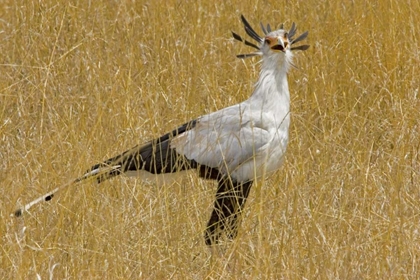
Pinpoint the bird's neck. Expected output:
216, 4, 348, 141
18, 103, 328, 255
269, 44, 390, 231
249, 58, 290, 112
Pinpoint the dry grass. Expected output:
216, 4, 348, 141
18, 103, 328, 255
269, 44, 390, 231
1, 0, 420, 278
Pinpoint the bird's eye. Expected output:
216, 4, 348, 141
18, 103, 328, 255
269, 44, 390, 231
265, 38, 272, 45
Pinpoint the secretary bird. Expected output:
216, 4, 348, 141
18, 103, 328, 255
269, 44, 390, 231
14, 15, 309, 246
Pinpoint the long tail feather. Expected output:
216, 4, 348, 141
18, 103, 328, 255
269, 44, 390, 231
14, 120, 197, 217
13, 165, 119, 217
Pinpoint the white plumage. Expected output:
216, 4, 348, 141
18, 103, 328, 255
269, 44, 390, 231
172, 84, 289, 182
14, 15, 309, 246
172, 27, 298, 182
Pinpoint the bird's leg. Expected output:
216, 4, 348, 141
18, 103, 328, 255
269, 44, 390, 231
226, 180, 253, 240
204, 178, 253, 245
205, 179, 229, 245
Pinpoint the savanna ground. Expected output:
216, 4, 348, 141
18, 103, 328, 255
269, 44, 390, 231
1, 0, 419, 279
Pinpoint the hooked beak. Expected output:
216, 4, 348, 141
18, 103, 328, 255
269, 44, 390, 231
266, 35, 289, 53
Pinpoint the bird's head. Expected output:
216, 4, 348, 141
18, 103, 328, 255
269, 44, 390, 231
232, 15, 309, 67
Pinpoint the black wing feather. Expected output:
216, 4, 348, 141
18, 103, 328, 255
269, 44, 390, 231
92, 120, 198, 182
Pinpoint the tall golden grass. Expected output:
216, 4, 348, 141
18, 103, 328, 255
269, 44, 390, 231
1, 0, 419, 278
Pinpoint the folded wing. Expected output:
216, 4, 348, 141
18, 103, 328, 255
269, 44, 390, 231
171, 103, 271, 182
